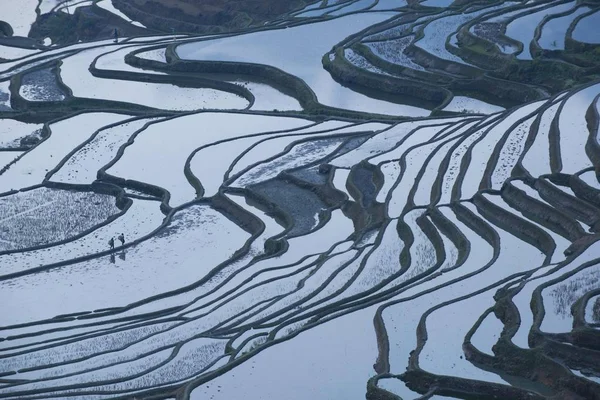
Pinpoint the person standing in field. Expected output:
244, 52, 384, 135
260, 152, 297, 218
108, 237, 115, 249
118, 233, 125, 246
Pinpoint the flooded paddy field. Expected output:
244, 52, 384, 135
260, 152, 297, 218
1, 0, 600, 399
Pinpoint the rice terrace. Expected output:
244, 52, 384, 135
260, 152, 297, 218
1, 0, 600, 398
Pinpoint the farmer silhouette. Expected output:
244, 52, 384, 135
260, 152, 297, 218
113, 28, 119, 43
118, 233, 125, 246
108, 237, 115, 249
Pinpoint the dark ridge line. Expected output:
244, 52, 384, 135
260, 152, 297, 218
406, 9, 487, 74
161, 56, 405, 121
565, 6, 600, 49
497, 248, 598, 346
0, 192, 162, 282
8, 58, 69, 104
541, 173, 600, 210
239, 246, 373, 334
584, 93, 600, 172
430, 117, 479, 142
227, 245, 364, 338
258, 248, 373, 328
0, 32, 194, 83
43, 59, 73, 98
547, 83, 600, 175
325, 45, 452, 110
430, 115, 502, 205
216, 248, 365, 334
8, 61, 161, 114
212, 122, 363, 187
534, 176, 600, 231
549, 90, 566, 173
175, 231, 477, 400
294, 201, 494, 328
0, 51, 78, 83
574, 289, 600, 328
0, 194, 265, 326
370, 120, 476, 209
3, 338, 231, 399
89, 46, 255, 110
5, 199, 460, 384
0, 311, 183, 358
157, 21, 540, 121
350, 40, 456, 95
44, 114, 172, 183
450, 99, 547, 201
472, 192, 555, 261
535, 334, 600, 379
2, 195, 568, 396
96, 111, 199, 210
171, 253, 323, 322
1, 9, 600, 400
1, 341, 181, 395
232, 227, 390, 331
403, 121, 472, 211
361, 10, 439, 43
450, 117, 506, 201
461, 306, 548, 396
363, 120, 451, 165
249, 209, 446, 334
227, 185, 305, 242
4, 321, 234, 391
480, 106, 544, 191
0, 117, 53, 185
105, 193, 315, 322
290, 215, 420, 316
531, 258, 600, 335
575, 288, 600, 329
183, 121, 338, 199
188, 256, 323, 332
370, 202, 499, 372
225, 323, 266, 353
223, 120, 382, 186
0, 181, 130, 261
228, 332, 269, 360
463, 306, 500, 354
124, 192, 162, 201
532, 3, 580, 52
8, 329, 232, 395
316, 132, 372, 166
89, 112, 373, 213
485, 285, 600, 399
0, 317, 186, 357
404, 274, 540, 399
482, 0, 574, 57
358, 0, 582, 109
173, 220, 355, 322
513, 93, 567, 181
2, 319, 218, 384
428, 207, 470, 273
385, 127, 460, 211
502, 180, 586, 241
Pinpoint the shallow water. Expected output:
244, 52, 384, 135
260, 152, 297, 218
177, 13, 430, 117
572, 9, 600, 43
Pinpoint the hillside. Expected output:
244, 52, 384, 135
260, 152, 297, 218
0, 1, 599, 399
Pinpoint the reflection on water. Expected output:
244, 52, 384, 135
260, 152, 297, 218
109, 251, 127, 264
177, 13, 429, 116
